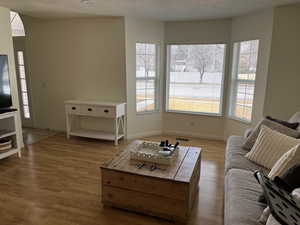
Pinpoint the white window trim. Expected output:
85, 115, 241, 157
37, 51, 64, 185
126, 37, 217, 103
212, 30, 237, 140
228, 40, 259, 123
165, 43, 227, 116
135, 42, 160, 115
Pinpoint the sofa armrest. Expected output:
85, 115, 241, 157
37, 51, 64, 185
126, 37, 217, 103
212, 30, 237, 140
244, 128, 253, 138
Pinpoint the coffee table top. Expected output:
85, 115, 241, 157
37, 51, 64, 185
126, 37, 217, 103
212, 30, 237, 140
101, 140, 202, 183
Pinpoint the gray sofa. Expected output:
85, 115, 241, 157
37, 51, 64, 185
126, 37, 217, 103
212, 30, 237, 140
224, 135, 268, 225
224, 112, 300, 225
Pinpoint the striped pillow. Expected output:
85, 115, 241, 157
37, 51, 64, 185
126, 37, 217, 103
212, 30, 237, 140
245, 125, 300, 169
268, 144, 300, 179
243, 118, 300, 150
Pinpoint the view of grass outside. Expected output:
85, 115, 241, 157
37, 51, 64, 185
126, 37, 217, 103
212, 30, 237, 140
136, 79, 155, 112
234, 80, 254, 120
167, 44, 226, 114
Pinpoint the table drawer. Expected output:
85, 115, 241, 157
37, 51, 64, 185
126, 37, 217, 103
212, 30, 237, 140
66, 104, 82, 115
96, 106, 115, 118
66, 104, 116, 118
80, 105, 98, 117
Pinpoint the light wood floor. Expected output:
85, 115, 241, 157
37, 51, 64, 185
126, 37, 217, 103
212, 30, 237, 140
0, 134, 225, 225
23, 128, 57, 145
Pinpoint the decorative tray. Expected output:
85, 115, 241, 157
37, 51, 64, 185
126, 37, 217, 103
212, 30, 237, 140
130, 141, 179, 165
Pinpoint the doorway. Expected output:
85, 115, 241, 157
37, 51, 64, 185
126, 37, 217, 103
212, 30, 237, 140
10, 11, 33, 128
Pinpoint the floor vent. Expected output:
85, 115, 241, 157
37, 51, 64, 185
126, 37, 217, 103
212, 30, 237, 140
176, 137, 189, 142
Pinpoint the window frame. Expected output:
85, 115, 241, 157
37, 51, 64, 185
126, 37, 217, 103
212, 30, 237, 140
165, 43, 227, 116
229, 39, 260, 123
135, 42, 160, 114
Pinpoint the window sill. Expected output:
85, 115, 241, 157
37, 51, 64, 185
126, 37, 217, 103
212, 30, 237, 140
165, 110, 223, 117
136, 110, 160, 116
227, 116, 252, 125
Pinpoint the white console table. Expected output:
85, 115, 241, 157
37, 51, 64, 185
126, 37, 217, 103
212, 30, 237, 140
65, 100, 126, 145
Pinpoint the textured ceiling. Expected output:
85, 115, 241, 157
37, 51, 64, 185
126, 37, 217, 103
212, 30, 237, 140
0, 0, 300, 21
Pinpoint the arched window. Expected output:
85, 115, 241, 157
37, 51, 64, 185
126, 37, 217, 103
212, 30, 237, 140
10, 11, 25, 37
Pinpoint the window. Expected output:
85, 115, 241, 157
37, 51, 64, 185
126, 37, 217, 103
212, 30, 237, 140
229, 40, 259, 122
136, 43, 159, 113
166, 44, 226, 115
17, 51, 31, 119
10, 11, 25, 37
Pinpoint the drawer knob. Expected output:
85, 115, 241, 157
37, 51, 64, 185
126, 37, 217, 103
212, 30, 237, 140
72, 107, 76, 110
88, 108, 92, 112
104, 109, 109, 113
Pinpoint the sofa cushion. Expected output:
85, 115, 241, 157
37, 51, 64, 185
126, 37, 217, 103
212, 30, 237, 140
224, 169, 267, 225
225, 136, 268, 174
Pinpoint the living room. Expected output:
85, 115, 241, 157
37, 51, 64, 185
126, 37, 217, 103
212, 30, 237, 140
0, 1, 300, 225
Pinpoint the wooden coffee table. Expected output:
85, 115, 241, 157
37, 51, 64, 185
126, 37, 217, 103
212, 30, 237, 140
100, 140, 202, 223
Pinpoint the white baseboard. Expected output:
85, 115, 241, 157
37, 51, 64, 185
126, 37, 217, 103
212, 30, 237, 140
35, 127, 225, 141
127, 130, 162, 140
127, 129, 225, 141
162, 130, 225, 141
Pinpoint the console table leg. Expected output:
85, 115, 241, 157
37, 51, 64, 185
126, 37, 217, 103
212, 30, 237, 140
114, 118, 119, 146
122, 116, 127, 140
66, 112, 70, 139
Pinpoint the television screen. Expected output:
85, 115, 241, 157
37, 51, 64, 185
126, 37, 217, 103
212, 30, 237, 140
0, 55, 12, 109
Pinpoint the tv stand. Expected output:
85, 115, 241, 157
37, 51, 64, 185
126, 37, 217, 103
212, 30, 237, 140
0, 111, 22, 159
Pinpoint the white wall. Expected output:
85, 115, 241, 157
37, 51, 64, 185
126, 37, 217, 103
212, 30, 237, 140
224, 9, 273, 138
125, 17, 164, 138
163, 19, 232, 140
17, 9, 275, 140
22, 16, 126, 131
264, 4, 300, 120
0, 7, 23, 145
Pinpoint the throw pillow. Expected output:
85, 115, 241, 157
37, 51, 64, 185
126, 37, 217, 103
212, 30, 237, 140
243, 118, 299, 150
288, 112, 300, 132
278, 164, 300, 188
292, 188, 300, 203
266, 215, 280, 225
268, 144, 300, 179
263, 188, 300, 225
260, 188, 300, 225
259, 207, 270, 224
245, 125, 300, 169
266, 116, 299, 130
258, 164, 300, 204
